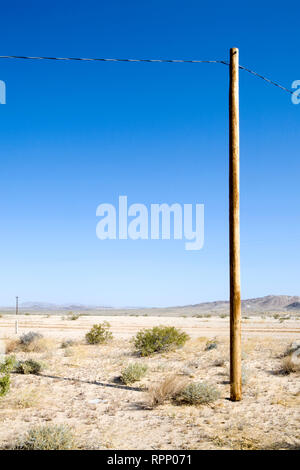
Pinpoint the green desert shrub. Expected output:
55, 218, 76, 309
15, 424, 76, 450
120, 362, 148, 384
0, 374, 10, 397
85, 322, 113, 345
0, 355, 16, 397
15, 359, 44, 375
176, 382, 220, 405
0, 355, 16, 372
133, 326, 189, 357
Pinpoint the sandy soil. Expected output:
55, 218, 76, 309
0, 315, 299, 450
1, 314, 300, 339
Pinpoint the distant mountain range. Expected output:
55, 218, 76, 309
1, 295, 299, 316
19, 301, 112, 311
185, 295, 300, 312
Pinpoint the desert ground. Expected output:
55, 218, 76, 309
0, 314, 299, 450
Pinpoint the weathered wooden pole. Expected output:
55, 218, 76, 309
15, 296, 19, 334
229, 47, 242, 401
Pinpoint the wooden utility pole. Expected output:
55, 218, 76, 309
229, 47, 242, 401
15, 296, 19, 334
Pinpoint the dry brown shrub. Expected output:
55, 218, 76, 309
280, 355, 300, 374
147, 375, 188, 408
5, 336, 55, 354
5, 338, 19, 353
21, 337, 55, 353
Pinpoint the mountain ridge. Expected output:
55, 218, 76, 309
1, 295, 299, 315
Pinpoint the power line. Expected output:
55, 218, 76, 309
238, 65, 293, 95
0, 55, 227, 65
0, 54, 293, 95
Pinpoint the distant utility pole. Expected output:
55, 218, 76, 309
229, 47, 242, 401
15, 296, 19, 334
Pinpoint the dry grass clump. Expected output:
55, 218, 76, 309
63, 345, 88, 365
120, 362, 148, 385
232, 435, 262, 450
147, 374, 221, 408
282, 341, 300, 357
6, 332, 55, 353
279, 355, 300, 375
13, 424, 77, 450
25, 337, 54, 353
147, 375, 188, 407
5, 338, 19, 354
271, 390, 300, 407
9, 386, 43, 409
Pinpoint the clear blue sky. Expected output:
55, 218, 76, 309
0, 1, 299, 307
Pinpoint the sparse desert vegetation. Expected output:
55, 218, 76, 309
0, 356, 16, 397
120, 362, 148, 385
133, 326, 189, 356
12, 424, 77, 450
147, 375, 188, 407
15, 359, 44, 375
279, 355, 300, 375
0, 314, 299, 450
6, 331, 54, 354
85, 322, 113, 345
175, 382, 220, 405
